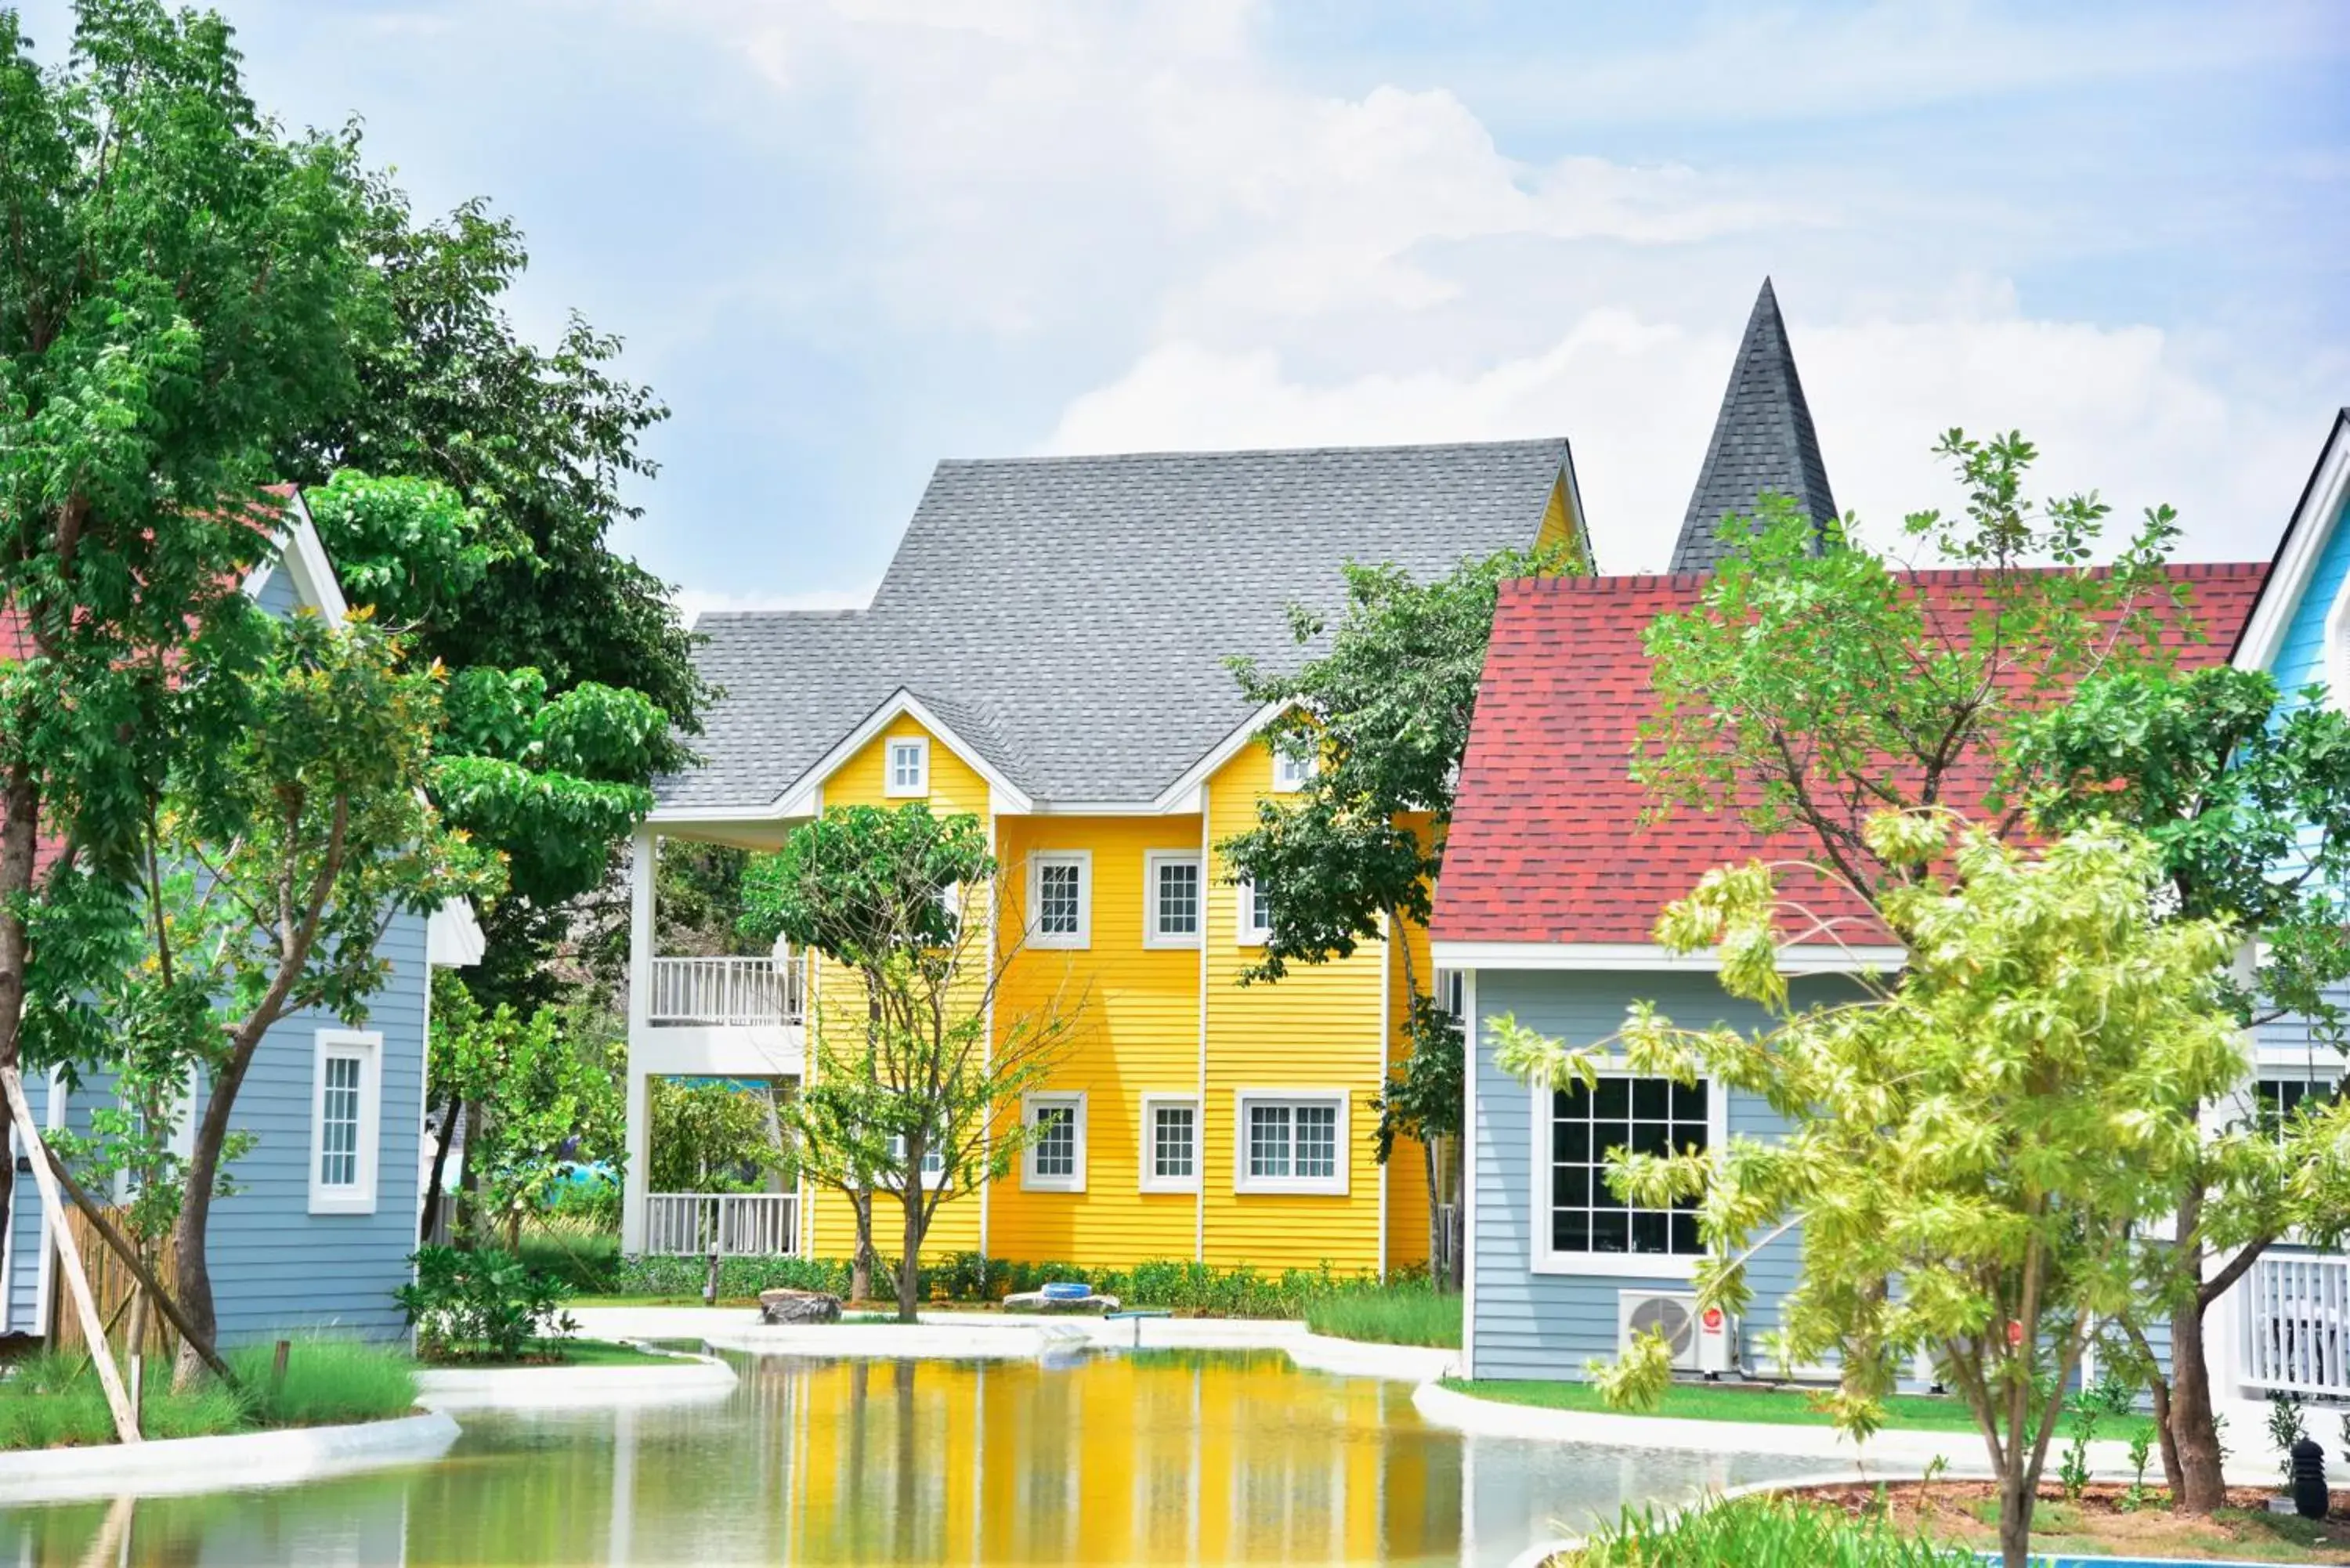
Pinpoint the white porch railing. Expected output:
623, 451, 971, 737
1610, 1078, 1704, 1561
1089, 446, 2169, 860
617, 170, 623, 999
2243, 1252, 2350, 1396
647, 954, 806, 1026
642, 1192, 799, 1257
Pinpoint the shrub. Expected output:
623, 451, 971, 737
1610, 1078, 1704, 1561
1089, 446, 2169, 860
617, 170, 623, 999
231, 1336, 418, 1425
398, 1245, 578, 1360
614, 1252, 852, 1299
1570, 1494, 1975, 1566
519, 1224, 623, 1292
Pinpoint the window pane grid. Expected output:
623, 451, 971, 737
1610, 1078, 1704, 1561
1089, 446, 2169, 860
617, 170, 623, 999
1033, 1105, 1076, 1177
1293, 1104, 1336, 1178
1037, 863, 1081, 935
1549, 1076, 1706, 1256
320, 1055, 362, 1189
1155, 860, 1200, 936
1152, 1105, 1195, 1179
1248, 1104, 1291, 1178
889, 741, 924, 789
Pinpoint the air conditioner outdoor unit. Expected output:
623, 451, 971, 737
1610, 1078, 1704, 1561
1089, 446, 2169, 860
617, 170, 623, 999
1618, 1290, 1737, 1376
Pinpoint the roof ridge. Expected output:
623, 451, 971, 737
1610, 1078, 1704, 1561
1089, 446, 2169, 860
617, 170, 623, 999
935, 436, 1567, 468
1509, 560, 2268, 597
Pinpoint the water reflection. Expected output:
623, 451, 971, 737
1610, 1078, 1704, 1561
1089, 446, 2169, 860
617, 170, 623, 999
2, 1349, 1839, 1566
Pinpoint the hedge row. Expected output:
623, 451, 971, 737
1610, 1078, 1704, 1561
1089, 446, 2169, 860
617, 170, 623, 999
610, 1251, 1430, 1316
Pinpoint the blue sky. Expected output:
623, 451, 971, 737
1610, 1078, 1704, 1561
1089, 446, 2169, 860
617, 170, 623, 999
17, 1, 2348, 616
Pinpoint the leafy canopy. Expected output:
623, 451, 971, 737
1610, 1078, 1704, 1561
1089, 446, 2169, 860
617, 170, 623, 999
1495, 813, 2247, 1564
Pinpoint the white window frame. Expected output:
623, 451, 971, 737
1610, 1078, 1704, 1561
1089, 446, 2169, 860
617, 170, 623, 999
1232, 1089, 1349, 1196
1528, 1067, 1726, 1280
1235, 876, 1273, 947
884, 735, 931, 797
1143, 851, 1204, 949
1139, 1093, 1201, 1194
1271, 741, 1317, 795
1021, 1091, 1088, 1192
1027, 851, 1092, 949
309, 1029, 383, 1216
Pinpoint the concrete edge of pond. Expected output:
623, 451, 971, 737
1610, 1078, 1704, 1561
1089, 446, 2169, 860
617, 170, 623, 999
1411, 1382, 2272, 1488
1503, 1466, 1900, 1568
0, 1410, 460, 1507
415, 1349, 739, 1410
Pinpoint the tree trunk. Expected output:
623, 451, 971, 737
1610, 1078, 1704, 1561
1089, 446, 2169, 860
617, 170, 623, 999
457, 1100, 483, 1245
896, 1187, 924, 1324
1423, 1139, 1444, 1293
848, 1189, 875, 1303
504, 1205, 524, 1256
2145, 1365, 2185, 1499
1996, 1469, 2033, 1568
420, 1095, 461, 1245
2169, 1292, 2229, 1512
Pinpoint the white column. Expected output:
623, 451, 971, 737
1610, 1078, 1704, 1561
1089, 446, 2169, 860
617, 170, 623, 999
620, 827, 656, 1256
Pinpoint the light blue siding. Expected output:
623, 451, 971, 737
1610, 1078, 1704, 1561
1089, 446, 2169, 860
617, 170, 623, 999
2264, 490, 2350, 711
1467, 968, 1811, 1382
250, 557, 304, 620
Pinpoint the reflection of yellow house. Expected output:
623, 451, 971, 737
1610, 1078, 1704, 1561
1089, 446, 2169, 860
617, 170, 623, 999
620, 441, 1589, 1275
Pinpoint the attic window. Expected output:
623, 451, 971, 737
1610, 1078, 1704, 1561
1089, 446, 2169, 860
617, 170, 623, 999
1271, 740, 1317, 794
886, 737, 929, 797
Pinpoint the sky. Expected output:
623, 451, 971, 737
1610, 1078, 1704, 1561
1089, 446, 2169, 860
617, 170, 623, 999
16, 1, 2349, 620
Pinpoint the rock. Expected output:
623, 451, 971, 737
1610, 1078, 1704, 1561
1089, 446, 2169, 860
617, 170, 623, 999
759, 1288, 843, 1324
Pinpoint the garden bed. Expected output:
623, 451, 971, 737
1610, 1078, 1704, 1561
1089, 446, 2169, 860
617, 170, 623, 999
1445, 1375, 2156, 1442
420, 1337, 679, 1368
1806, 1479, 2350, 1564
0, 1339, 419, 1451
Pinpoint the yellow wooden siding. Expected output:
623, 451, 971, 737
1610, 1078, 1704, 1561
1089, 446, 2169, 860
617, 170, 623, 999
1200, 739, 1390, 1274
1534, 470, 1587, 567
804, 715, 988, 1264
989, 815, 1205, 1266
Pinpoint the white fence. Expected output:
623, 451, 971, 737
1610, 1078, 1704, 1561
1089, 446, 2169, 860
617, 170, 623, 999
642, 1192, 800, 1257
646, 954, 806, 1026
2243, 1252, 2350, 1396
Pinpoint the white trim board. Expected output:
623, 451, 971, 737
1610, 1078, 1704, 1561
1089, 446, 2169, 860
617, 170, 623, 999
239, 489, 352, 625
1430, 941, 1904, 974
2236, 410, 2350, 674
767, 688, 1036, 818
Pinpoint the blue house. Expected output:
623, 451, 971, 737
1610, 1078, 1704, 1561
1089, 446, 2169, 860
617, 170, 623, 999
1431, 286, 2273, 1388
2, 490, 483, 1346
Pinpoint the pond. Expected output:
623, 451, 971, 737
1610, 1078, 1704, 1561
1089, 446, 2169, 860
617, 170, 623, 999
2, 1349, 1841, 1565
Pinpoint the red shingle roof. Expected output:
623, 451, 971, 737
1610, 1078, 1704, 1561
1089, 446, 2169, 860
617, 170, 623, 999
1430, 562, 2270, 948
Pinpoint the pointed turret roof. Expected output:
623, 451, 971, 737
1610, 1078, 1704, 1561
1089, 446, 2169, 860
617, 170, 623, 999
1669, 278, 1838, 572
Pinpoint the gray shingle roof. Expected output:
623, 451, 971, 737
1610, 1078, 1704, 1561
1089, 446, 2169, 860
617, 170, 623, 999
1669, 278, 1838, 572
658, 439, 1571, 812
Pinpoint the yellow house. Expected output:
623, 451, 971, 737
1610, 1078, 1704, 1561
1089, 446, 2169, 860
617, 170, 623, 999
620, 439, 1589, 1278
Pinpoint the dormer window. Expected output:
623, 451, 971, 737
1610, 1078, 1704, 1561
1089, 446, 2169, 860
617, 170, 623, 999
1271, 741, 1317, 794
886, 737, 930, 797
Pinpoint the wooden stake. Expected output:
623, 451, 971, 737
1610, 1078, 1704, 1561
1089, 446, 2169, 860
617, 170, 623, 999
39, 1143, 234, 1384
2, 1064, 139, 1443
271, 1338, 290, 1397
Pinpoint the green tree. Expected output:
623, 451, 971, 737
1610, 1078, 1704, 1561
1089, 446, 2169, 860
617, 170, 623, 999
0, 0, 367, 1305
1636, 432, 2184, 897
740, 804, 1078, 1320
2009, 666, 2350, 1509
648, 1078, 792, 1194
280, 182, 708, 1006
107, 611, 501, 1378
301, 469, 667, 1008
1220, 544, 1569, 1284
1495, 814, 2255, 1568
426, 982, 621, 1252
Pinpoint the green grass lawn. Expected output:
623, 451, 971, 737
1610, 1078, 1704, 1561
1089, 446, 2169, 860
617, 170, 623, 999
1303, 1288, 1462, 1348
422, 1337, 681, 1367
1443, 1375, 2157, 1443
0, 1338, 418, 1451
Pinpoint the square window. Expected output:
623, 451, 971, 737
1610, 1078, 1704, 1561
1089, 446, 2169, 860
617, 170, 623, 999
1022, 1093, 1086, 1191
1538, 1074, 1710, 1274
1029, 854, 1090, 948
1141, 1096, 1199, 1192
1144, 854, 1202, 947
885, 737, 929, 797
1233, 1093, 1349, 1195
1271, 741, 1317, 794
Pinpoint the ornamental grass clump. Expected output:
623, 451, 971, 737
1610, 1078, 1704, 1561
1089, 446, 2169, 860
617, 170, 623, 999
232, 1337, 418, 1426
1570, 1494, 1974, 1567
0, 1354, 247, 1450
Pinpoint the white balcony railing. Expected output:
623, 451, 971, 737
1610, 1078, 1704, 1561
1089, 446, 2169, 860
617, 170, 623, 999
2243, 1252, 2350, 1396
647, 953, 806, 1027
642, 1191, 799, 1257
